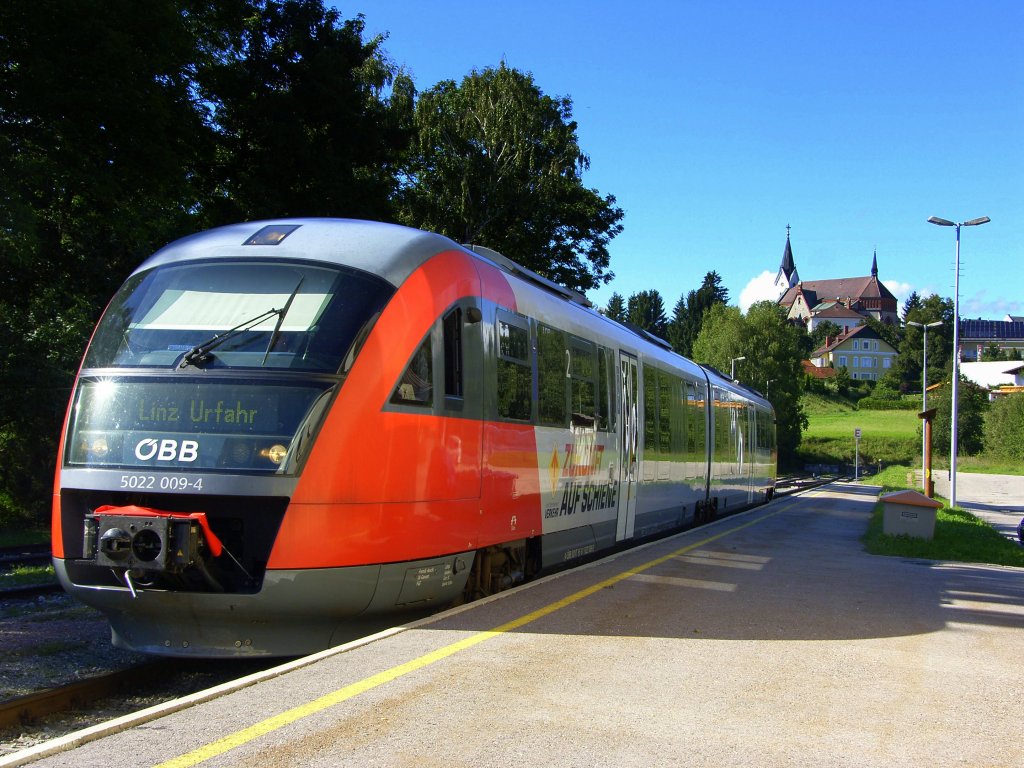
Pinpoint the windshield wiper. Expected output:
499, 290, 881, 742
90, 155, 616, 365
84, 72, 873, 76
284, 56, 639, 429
261, 277, 304, 366
179, 307, 283, 368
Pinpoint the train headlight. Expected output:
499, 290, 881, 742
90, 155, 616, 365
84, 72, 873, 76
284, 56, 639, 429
260, 444, 288, 465
90, 437, 110, 458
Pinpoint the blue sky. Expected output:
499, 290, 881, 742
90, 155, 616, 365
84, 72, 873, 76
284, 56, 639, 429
354, 0, 1023, 318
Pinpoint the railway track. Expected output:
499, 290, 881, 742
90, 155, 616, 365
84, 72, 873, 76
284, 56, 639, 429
0, 545, 60, 600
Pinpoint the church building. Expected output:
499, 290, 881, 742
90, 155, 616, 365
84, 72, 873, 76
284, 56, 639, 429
775, 227, 899, 332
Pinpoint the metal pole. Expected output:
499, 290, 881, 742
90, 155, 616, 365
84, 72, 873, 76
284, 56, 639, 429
950, 224, 961, 509
921, 326, 928, 491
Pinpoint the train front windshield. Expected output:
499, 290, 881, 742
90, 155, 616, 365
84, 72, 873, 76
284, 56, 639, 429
83, 260, 393, 372
66, 260, 394, 474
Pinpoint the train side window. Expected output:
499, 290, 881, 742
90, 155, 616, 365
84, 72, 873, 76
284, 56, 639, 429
537, 324, 567, 427
391, 335, 433, 407
443, 308, 463, 399
643, 364, 658, 460
569, 336, 597, 428
497, 318, 532, 421
597, 346, 615, 431
658, 370, 672, 453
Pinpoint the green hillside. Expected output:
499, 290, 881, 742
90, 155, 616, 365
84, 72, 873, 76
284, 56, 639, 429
798, 392, 920, 468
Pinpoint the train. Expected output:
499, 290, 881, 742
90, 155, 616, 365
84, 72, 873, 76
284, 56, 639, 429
52, 218, 776, 658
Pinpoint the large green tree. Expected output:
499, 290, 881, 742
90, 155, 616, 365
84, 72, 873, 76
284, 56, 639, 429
886, 294, 954, 394
0, 1, 413, 521
692, 301, 807, 463
398, 64, 623, 294
1, 0, 225, 521
198, 1, 413, 222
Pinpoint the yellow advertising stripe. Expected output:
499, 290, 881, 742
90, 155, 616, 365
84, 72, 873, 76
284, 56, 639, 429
155, 502, 791, 768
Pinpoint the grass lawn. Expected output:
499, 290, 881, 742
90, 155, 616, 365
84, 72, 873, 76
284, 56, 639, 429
804, 406, 919, 441
861, 464, 1024, 567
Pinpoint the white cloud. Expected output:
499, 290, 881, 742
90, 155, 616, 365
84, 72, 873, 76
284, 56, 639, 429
739, 270, 781, 312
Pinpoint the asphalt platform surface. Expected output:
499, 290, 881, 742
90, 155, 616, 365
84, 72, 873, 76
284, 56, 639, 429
6, 481, 1023, 768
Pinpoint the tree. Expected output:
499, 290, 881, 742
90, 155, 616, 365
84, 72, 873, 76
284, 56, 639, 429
809, 321, 843, 352
691, 302, 807, 464
399, 64, 624, 294
933, 377, 988, 457
671, 271, 730, 357
0, 1, 416, 522
984, 393, 1024, 460
1, 0, 228, 521
890, 294, 954, 393
691, 303, 745, 372
197, 2, 413, 223
625, 291, 668, 338
604, 293, 626, 322
901, 291, 922, 322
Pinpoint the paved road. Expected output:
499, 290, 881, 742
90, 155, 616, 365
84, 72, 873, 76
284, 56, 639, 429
8, 482, 1024, 768
932, 471, 1024, 542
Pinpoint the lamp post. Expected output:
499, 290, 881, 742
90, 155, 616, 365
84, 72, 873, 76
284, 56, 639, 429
906, 320, 941, 492
766, 379, 775, 399
730, 356, 746, 380
927, 215, 990, 509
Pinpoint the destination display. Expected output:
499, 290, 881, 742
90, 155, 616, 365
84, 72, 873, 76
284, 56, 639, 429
65, 377, 333, 473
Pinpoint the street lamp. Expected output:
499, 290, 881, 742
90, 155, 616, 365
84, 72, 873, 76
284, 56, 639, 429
927, 215, 990, 509
906, 320, 942, 492
730, 356, 746, 380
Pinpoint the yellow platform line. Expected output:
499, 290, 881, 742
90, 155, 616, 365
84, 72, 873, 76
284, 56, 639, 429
155, 502, 792, 768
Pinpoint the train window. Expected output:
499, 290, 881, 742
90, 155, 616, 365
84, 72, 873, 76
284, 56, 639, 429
569, 337, 597, 428
658, 370, 672, 453
84, 260, 393, 373
597, 347, 615, 431
497, 318, 532, 421
443, 308, 463, 399
643, 364, 658, 461
537, 325, 567, 427
391, 335, 433, 407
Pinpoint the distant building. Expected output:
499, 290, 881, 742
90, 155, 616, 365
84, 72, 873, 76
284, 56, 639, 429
958, 318, 1024, 362
775, 228, 899, 329
808, 324, 898, 381
960, 361, 1024, 389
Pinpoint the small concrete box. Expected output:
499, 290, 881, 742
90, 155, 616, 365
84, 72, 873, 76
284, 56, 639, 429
880, 490, 943, 540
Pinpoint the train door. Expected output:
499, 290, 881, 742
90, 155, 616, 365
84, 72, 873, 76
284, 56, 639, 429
616, 352, 639, 541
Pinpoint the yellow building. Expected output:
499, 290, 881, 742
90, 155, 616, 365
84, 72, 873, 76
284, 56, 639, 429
809, 324, 897, 381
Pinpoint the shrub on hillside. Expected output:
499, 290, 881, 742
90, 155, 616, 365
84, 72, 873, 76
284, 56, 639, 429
984, 393, 1024, 460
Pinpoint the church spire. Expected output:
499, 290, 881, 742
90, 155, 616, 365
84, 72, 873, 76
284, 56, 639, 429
780, 224, 796, 276
871, 249, 878, 278
774, 224, 799, 298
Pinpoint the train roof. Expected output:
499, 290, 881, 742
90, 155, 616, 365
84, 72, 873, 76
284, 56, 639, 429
137, 218, 457, 289
136, 219, 771, 410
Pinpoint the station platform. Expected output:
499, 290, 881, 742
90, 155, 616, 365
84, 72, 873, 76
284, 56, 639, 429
6, 482, 1024, 767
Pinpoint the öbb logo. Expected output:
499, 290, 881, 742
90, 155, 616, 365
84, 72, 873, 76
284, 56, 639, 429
135, 438, 199, 463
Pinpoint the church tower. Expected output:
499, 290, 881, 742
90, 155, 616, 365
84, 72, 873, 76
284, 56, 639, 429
774, 225, 799, 298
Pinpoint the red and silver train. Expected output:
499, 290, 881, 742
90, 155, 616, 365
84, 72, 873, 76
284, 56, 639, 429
53, 219, 776, 657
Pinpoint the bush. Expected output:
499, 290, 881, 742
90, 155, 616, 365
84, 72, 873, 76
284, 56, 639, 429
984, 393, 1024, 460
